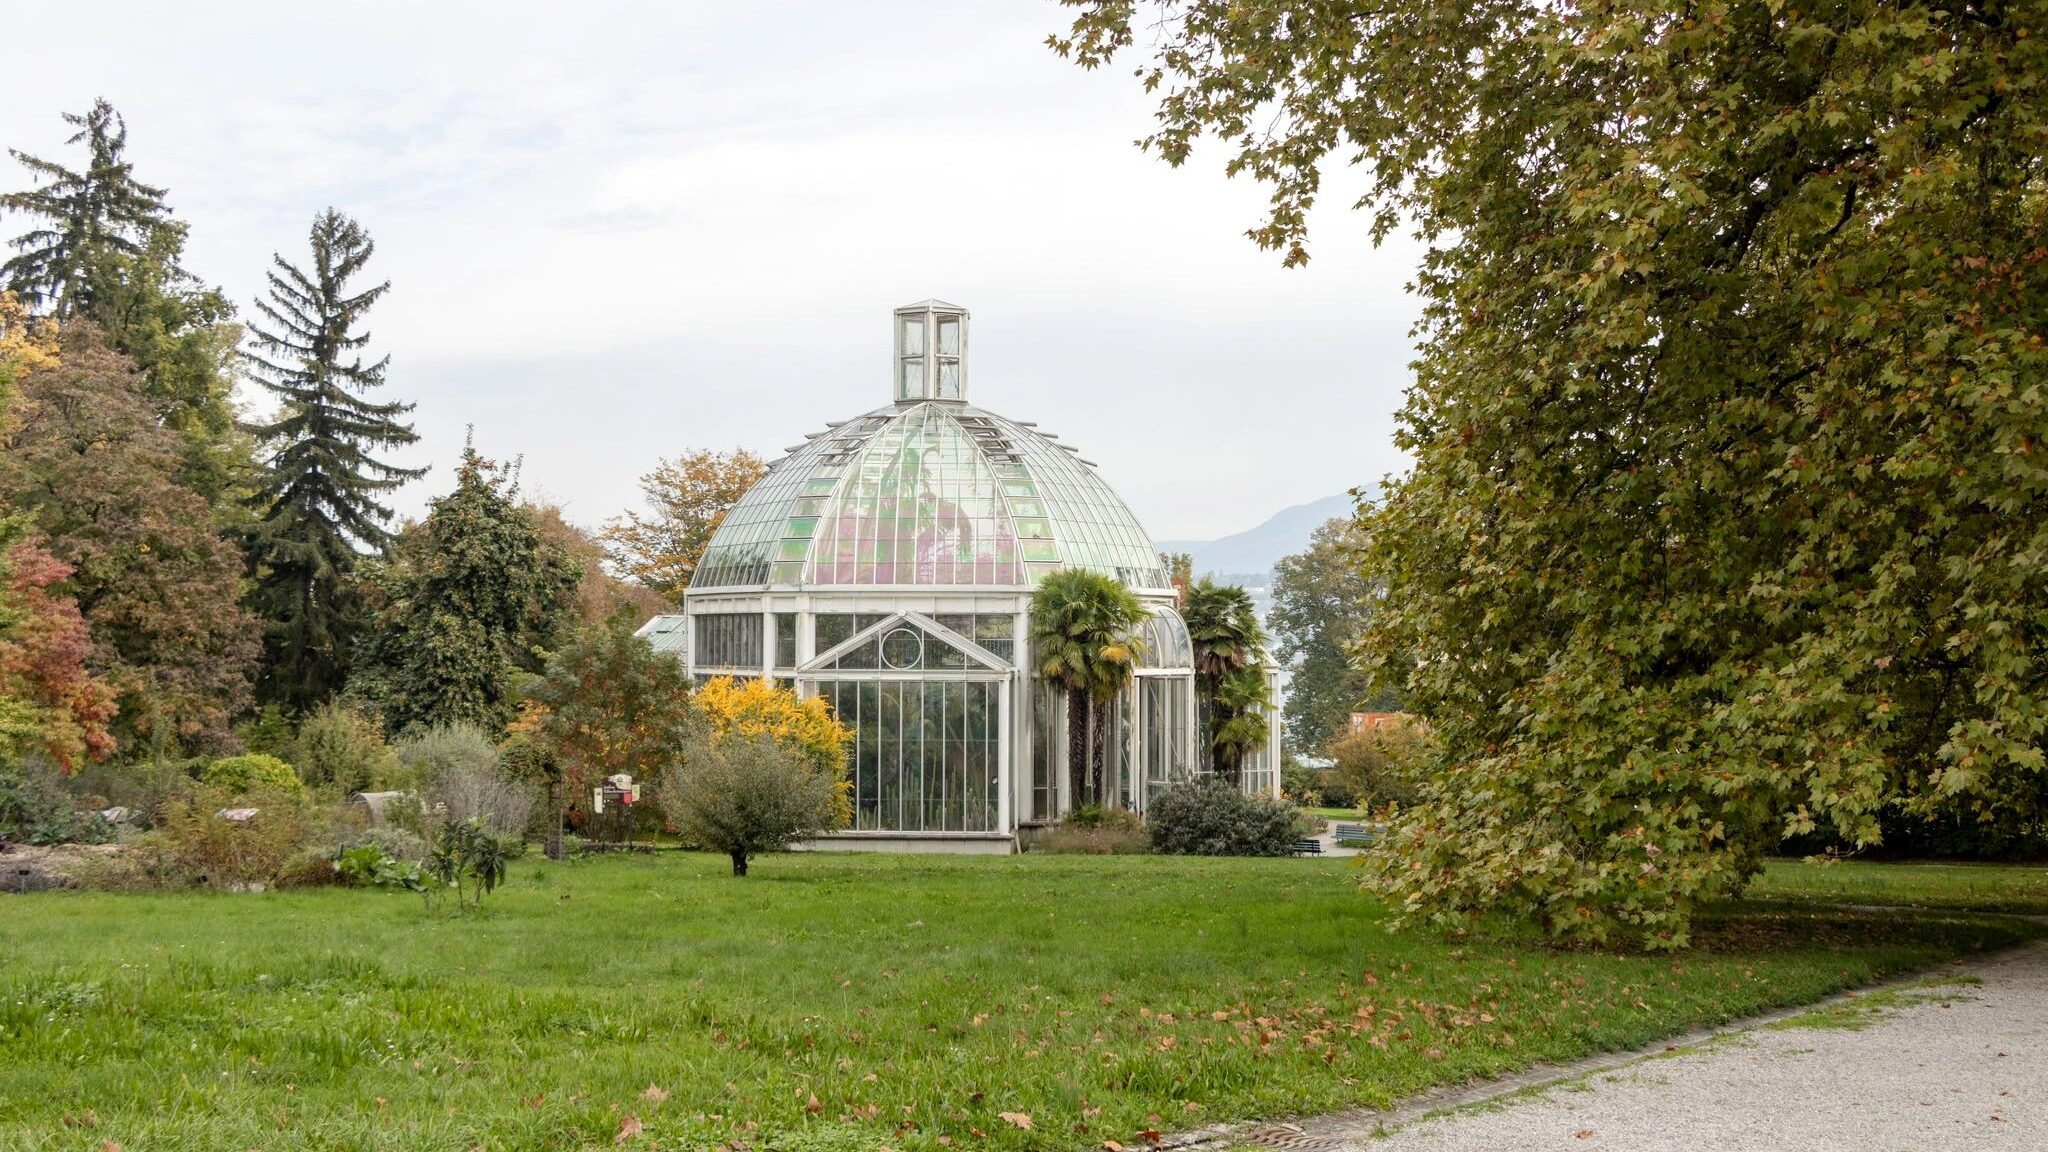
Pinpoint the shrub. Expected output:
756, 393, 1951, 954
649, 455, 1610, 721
401, 724, 533, 843
0, 760, 110, 846
658, 732, 839, 876
422, 817, 509, 911
201, 754, 301, 797
397, 722, 500, 781
235, 704, 297, 758
150, 784, 313, 888
345, 824, 428, 862
1147, 777, 1301, 857
1328, 720, 1429, 812
336, 843, 424, 890
294, 703, 402, 793
1037, 824, 1149, 855
692, 677, 852, 825
1281, 761, 1322, 805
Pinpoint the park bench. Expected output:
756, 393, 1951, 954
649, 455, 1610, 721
1292, 838, 1324, 856
1333, 823, 1378, 847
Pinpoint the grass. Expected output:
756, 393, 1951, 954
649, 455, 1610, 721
1301, 807, 1360, 821
1750, 857, 2048, 915
0, 852, 2040, 1152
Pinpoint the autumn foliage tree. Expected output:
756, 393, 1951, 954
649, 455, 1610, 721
1058, 1, 2048, 944
520, 607, 697, 855
0, 324, 259, 754
602, 448, 766, 600
1, 293, 115, 770
689, 676, 853, 826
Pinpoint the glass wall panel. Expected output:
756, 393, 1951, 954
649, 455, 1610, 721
774, 613, 799, 669
815, 677, 1000, 833
694, 613, 764, 669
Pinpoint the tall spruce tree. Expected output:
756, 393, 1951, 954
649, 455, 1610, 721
243, 209, 425, 712
3, 100, 251, 506
1, 99, 169, 318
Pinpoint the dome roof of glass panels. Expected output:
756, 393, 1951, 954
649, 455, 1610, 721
691, 400, 1170, 592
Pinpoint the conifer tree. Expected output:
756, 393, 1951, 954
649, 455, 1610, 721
349, 443, 580, 734
0, 99, 168, 317
3, 100, 250, 506
243, 209, 425, 712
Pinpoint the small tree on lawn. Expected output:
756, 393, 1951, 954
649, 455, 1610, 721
519, 606, 697, 857
660, 731, 839, 877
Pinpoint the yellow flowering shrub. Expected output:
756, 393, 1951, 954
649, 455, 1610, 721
692, 677, 852, 826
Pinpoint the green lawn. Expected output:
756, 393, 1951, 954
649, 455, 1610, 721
1301, 807, 1360, 821
1751, 857, 2048, 915
0, 853, 2038, 1152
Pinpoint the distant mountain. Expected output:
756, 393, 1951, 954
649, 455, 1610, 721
1158, 491, 1362, 580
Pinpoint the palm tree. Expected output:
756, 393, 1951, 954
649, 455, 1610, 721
1210, 665, 1274, 782
1029, 569, 1148, 811
1183, 578, 1271, 780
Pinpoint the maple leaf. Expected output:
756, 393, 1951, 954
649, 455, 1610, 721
1137, 1129, 1162, 1144
1574, 1131, 1595, 1140
806, 1095, 824, 1115
616, 1114, 644, 1144
1104, 1142, 1125, 1151
642, 1084, 670, 1103
98, 1143, 122, 1152
998, 1112, 1034, 1130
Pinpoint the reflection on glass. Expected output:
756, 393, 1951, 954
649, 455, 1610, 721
901, 316, 925, 356
937, 359, 961, 398
899, 359, 923, 399
936, 315, 959, 356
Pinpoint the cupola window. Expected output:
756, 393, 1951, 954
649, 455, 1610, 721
892, 299, 969, 403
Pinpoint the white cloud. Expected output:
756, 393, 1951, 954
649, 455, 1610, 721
2, 0, 1420, 544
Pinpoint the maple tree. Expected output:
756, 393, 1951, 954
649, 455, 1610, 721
1059, 1, 2048, 943
602, 448, 766, 600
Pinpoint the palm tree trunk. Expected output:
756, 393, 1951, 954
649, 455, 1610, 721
1067, 686, 1090, 813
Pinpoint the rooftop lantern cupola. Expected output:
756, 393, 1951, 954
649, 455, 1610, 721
894, 298, 968, 403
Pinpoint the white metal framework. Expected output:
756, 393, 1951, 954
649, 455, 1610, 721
676, 301, 1282, 853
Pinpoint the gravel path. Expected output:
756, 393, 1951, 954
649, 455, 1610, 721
1333, 941, 2047, 1151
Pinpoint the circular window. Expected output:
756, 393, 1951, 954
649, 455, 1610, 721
880, 627, 924, 670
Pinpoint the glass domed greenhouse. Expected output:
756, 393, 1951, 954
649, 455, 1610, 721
668, 300, 1281, 852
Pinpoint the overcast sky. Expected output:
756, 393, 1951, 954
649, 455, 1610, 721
2, 0, 1420, 542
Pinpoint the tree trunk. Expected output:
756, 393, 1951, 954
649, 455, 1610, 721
730, 849, 749, 877
1066, 686, 1090, 813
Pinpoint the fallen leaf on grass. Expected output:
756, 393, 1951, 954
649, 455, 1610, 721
1103, 1142, 1124, 1152
616, 1114, 643, 1144
806, 1095, 824, 1115
998, 1112, 1033, 1130
1137, 1129, 1162, 1144
99, 1143, 122, 1152
642, 1084, 670, 1103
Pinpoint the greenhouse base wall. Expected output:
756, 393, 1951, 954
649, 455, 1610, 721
795, 832, 1019, 855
